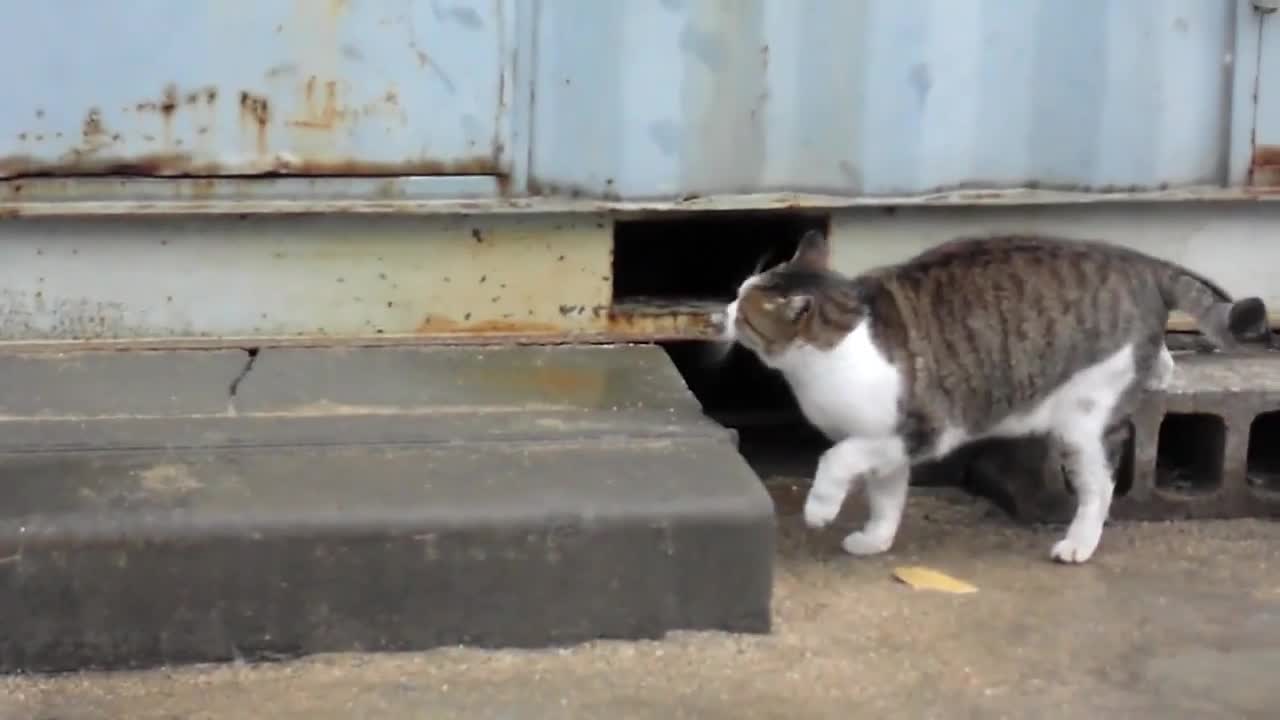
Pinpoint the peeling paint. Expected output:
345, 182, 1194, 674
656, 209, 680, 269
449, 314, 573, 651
0, 1, 508, 179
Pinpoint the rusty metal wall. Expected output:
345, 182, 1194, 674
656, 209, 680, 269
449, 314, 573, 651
0, 202, 1278, 344
1242, 1, 1280, 187
3, 0, 1273, 206
0, 215, 613, 342
529, 0, 1244, 199
4, 1, 1280, 345
0, 0, 511, 179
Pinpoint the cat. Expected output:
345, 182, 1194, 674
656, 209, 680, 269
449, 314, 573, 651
716, 230, 1269, 563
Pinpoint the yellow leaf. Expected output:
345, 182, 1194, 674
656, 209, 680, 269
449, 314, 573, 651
892, 565, 978, 594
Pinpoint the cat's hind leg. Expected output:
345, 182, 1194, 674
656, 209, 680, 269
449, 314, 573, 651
1050, 431, 1114, 563
1045, 344, 1139, 563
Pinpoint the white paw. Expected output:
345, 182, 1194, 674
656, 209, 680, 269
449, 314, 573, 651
803, 488, 844, 529
841, 530, 893, 556
1050, 536, 1098, 564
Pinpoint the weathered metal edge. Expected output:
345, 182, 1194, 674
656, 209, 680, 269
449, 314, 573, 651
0, 326, 1271, 357
4, 185, 1280, 219
0, 332, 701, 354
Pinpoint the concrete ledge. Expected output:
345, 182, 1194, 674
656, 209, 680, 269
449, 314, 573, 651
0, 345, 774, 673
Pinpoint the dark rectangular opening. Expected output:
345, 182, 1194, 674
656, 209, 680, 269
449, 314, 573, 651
1156, 413, 1226, 495
612, 212, 829, 306
661, 340, 820, 470
1247, 411, 1280, 494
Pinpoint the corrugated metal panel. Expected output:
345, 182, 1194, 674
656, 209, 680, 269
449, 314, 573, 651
0, 0, 510, 178
529, 0, 1236, 199
1247, 1, 1280, 186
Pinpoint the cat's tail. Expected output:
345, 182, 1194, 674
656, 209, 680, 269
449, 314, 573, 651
1155, 262, 1270, 349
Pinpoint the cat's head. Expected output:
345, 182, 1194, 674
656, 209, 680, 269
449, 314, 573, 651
714, 229, 850, 362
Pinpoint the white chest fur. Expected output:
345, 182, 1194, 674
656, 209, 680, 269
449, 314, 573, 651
771, 321, 903, 441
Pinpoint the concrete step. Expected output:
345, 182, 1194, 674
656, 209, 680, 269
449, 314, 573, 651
0, 345, 774, 673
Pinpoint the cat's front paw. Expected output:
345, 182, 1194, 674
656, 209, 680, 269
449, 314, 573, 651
841, 530, 893, 556
803, 487, 844, 529
1050, 536, 1098, 564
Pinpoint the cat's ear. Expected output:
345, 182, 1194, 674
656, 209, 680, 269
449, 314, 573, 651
791, 230, 830, 270
783, 294, 814, 322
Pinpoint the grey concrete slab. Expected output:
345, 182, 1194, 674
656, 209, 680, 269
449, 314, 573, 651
0, 438, 773, 673
234, 345, 707, 415
0, 350, 248, 418
0, 344, 729, 452
0, 410, 735, 453
0, 440, 768, 533
4, 488, 1277, 720
0, 344, 773, 673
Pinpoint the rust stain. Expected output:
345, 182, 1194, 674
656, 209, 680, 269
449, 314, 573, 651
272, 156, 499, 176
525, 178, 620, 202
189, 178, 218, 199
453, 364, 609, 406
160, 84, 179, 116
605, 302, 716, 340
239, 91, 271, 155
1250, 144, 1280, 188
408, 304, 713, 342
129, 84, 220, 148
0, 151, 499, 178
290, 77, 346, 130
0, 152, 211, 178
414, 315, 562, 335
135, 85, 182, 116
82, 108, 106, 139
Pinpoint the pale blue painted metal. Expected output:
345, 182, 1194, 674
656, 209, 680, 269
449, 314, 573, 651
0, 0, 510, 177
0, 0, 1271, 202
530, 0, 1239, 199
1245, 1, 1280, 185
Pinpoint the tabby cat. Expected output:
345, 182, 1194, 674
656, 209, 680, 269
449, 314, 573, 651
718, 230, 1268, 563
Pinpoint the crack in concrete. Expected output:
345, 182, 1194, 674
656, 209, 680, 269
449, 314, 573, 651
228, 348, 260, 399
